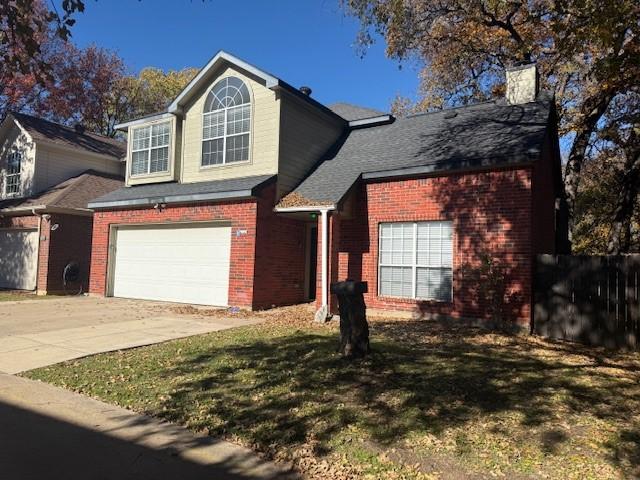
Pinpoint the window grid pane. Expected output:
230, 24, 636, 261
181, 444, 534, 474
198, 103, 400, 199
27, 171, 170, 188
379, 221, 453, 301
130, 123, 170, 175
202, 77, 251, 166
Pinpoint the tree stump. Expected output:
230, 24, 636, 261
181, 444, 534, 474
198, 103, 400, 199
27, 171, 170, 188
331, 281, 370, 358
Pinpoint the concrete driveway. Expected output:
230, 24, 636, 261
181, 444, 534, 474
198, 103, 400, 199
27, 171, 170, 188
0, 296, 259, 374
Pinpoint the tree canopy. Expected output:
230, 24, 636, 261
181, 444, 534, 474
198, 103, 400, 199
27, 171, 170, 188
343, 0, 640, 253
0, 1, 196, 137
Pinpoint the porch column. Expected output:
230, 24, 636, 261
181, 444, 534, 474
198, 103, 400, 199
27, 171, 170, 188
320, 208, 330, 310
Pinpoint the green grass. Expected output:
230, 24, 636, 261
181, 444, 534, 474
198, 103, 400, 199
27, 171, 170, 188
26, 317, 640, 479
0, 291, 51, 302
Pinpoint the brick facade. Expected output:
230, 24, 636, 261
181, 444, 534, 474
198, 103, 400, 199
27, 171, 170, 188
324, 165, 557, 326
88, 182, 308, 309
0, 213, 94, 294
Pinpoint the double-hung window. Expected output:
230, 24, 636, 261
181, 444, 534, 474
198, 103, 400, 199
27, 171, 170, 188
202, 76, 251, 166
379, 221, 453, 301
131, 122, 171, 176
5, 152, 21, 196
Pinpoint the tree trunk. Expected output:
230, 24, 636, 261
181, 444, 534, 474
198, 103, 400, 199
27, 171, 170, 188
332, 281, 370, 358
608, 130, 640, 254
564, 89, 616, 238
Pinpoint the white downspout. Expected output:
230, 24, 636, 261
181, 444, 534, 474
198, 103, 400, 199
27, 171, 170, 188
320, 208, 329, 310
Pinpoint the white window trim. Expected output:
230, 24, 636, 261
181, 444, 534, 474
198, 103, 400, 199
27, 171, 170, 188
4, 152, 22, 197
201, 77, 252, 168
130, 121, 171, 177
377, 221, 454, 302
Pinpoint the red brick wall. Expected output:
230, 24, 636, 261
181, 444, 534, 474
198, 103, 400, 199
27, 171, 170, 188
45, 214, 93, 293
532, 131, 560, 255
336, 168, 534, 325
89, 200, 259, 307
253, 183, 307, 309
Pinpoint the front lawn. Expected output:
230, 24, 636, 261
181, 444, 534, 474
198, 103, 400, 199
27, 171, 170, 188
0, 290, 49, 302
26, 307, 640, 479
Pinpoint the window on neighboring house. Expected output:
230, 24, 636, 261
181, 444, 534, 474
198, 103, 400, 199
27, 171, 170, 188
5, 152, 22, 196
202, 76, 251, 166
378, 221, 453, 301
130, 121, 171, 176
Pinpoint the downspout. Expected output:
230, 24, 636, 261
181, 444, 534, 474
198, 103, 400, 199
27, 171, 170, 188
320, 208, 330, 310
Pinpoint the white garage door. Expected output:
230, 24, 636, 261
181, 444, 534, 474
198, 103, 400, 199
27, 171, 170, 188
112, 224, 231, 306
0, 228, 39, 290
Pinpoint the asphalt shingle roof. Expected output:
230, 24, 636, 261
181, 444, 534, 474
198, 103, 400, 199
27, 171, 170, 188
291, 93, 554, 205
11, 112, 126, 160
328, 102, 386, 121
0, 171, 124, 212
89, 174, 275, 208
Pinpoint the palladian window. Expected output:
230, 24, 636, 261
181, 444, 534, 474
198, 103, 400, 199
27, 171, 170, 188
202, 76, 251, 166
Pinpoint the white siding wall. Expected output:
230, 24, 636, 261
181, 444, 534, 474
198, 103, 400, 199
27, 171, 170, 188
180, 65, 280, 184
277, 93, 344, 198
34, 143, 123, 193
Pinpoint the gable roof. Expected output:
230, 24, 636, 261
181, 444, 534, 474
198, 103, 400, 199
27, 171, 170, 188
284, 92, 554, 207
9, 112, 126, 160
88, 174, 275, 209
328, 102, 386, 121
106, 51, 344, 131
0, 170, 124, 214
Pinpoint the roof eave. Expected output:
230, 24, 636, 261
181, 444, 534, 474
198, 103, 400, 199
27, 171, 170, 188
114, 112, 176, 131
168, 50, 280, 114
88, 189, 255, 210
348, 115, 395, 129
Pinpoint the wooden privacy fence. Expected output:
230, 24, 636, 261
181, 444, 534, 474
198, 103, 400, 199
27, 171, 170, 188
533, 255, 640, 349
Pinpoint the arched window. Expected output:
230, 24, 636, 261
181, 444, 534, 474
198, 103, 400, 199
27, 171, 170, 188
202, 76, 251, 166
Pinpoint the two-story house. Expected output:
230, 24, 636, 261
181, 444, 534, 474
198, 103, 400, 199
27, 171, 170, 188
0, 113, 125, 294
88, 52, 567, 327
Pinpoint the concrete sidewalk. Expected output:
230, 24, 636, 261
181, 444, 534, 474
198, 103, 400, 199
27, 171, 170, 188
0, 297, 260, 373
0, 373, 296, 479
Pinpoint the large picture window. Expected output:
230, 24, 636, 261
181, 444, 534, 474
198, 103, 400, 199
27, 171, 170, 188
131, 122, 171, 176
378, 221, 453, 301
202, 76, 251, 166
5, 152, 21, 196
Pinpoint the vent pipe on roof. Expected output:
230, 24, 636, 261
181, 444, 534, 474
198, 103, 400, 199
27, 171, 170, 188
74, 123, 86, 134
299, 86, 312, 96
505, 63, 538, 104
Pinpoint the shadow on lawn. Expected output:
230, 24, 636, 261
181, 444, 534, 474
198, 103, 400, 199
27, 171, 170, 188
159, 321, 640, 474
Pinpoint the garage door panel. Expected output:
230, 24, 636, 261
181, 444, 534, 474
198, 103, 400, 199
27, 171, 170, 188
112, 224, 231, 306
0, 229, 38, 290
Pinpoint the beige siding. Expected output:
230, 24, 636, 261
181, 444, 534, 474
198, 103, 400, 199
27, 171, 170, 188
0, 121, 36, 200
34, 143, 123, 193
180, 66, 280, 184
126, 116, 178, 186
277, 93, 343, 197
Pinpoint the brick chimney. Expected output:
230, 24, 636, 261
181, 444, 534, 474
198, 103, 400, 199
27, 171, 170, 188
505, 63, 538, 104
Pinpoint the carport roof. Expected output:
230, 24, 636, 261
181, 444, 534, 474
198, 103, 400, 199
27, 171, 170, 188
88, 174, 276, 209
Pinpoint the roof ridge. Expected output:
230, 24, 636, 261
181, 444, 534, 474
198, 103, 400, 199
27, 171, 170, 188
11, 111, 121, 144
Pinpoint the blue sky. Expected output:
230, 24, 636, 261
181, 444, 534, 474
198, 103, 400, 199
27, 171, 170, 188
67, 0, 421, 112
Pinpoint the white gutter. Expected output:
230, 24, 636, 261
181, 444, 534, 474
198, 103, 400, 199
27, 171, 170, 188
274, 204, 336, 314
320, 208, 330, 310
274, 204, 335, 213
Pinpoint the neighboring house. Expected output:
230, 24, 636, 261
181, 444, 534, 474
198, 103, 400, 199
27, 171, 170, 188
88, 52, 566, 327
0, 113, 125, 293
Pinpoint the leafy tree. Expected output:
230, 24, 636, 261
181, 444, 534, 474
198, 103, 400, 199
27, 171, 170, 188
342, 0, 640, 252
1, 0, 85, 80
117, 67, 199, 122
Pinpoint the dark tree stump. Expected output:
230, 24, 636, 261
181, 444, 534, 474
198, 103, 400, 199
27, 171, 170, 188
331, 281, 370, 358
